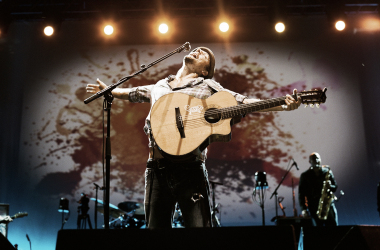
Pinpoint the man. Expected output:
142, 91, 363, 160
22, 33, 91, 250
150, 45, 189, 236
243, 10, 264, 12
86, 46, 301, 228
298, 152, 338, 226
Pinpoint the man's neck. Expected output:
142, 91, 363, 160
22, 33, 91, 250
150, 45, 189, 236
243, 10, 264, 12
312, 165, 322, 174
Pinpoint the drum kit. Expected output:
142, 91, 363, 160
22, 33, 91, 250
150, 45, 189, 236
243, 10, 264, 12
90, 198, 184, 228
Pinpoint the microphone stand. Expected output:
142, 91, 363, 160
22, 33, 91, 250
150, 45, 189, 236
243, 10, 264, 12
93, 183, 103, 229
84, 42, 191, 229
210, 180, 223, 227
269, 159, 296, 225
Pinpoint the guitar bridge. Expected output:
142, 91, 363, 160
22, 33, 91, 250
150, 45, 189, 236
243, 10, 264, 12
175, 107, 185, 138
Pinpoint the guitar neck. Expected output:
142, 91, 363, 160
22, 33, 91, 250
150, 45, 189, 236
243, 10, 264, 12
220, 95, 291, 119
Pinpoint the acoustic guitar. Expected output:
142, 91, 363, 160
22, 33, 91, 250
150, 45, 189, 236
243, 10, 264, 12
150, 88, 327, 156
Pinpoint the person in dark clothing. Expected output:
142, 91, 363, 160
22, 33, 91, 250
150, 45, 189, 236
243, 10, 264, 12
298, 152, 338, 226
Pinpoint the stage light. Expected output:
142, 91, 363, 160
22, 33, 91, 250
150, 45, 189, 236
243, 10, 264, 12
58, 197, 69, 213
275, 22, 285, 33
158, 23, 168, 34
44, 26, 54, 36
219, 22, 229, 32
104, 25, 114, 35
335, 20, 345, 31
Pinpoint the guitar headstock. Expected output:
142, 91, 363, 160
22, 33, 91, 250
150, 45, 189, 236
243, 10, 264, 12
13, 212, 28, 219
298, 87, 327, 108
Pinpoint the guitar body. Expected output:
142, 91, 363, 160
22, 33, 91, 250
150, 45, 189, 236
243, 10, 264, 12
150, 91, 237, 156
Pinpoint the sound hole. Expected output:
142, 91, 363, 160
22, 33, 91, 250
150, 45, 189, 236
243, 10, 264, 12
204, 108, 221, 124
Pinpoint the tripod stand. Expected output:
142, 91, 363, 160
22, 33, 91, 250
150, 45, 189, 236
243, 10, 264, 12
77, 194, 92, 229
77, 207, 92, 229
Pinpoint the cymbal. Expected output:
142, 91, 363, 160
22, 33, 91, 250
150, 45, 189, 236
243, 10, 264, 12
90, 198, 125, 218
118, 201, 144, 215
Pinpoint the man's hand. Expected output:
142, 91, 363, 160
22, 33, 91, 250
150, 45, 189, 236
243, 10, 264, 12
243, 88, 302, 112
86, 79, 108, 94
283, 89, 302, 111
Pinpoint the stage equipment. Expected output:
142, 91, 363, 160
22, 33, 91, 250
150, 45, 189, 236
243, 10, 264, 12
77, 194, 92, 229
210, 180, 223, 227
26, 234, 31, 250
219, 22, 229, 32
159, 23, 168, 34
84, 42, 191, 229
270, 158, 299, 225
58, 198, 69, 229
56, 226, 298, 250
93, 183, 104, 229
253, 171, 269, 226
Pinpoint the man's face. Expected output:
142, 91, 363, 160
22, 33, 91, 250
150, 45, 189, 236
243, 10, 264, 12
184, 48, 210, 76
309, 153, 321, 167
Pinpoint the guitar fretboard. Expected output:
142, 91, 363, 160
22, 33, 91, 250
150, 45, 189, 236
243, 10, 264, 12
220, 96, 289, 119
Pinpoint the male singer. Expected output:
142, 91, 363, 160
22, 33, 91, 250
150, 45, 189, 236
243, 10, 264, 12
87, 46, 301, 228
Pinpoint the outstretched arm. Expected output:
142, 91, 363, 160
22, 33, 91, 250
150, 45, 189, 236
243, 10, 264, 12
86, 79, 131, 100
243, 89, 301, 112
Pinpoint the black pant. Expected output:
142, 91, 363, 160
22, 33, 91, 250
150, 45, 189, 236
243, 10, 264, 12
144, 159, 212, 228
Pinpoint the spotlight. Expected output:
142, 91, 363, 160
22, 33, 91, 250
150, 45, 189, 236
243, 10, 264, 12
44, 26, 54, 36
326, 3, 346, 31
158, 23, 168, 34
335, 20, 345, 31
104, 25, 114, 35
275, 22, 285, 33
219, 22, 229, 32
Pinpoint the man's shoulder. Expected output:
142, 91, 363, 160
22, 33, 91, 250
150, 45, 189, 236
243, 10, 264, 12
301, 168, 313, 176
203, 79, 224, 92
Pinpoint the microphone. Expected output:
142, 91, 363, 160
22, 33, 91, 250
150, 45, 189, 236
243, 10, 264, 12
292, 159, 299, 170
26, 234, 30, 241
183, 42, 191, 52
93, 183, 105, 190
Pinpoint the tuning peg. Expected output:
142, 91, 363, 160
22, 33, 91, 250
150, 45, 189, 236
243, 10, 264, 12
316, 103, 320, 108
310, 104, 314, 108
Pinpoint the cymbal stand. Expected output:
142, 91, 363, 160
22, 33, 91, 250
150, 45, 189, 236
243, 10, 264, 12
83, 43, 191, 229
210, 180, 223, 227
